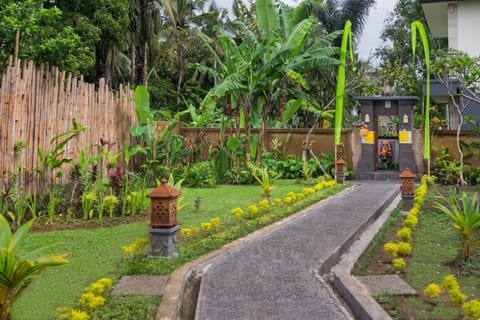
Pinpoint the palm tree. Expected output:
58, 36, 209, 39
158, 0, 225, 92
129, 0, 163, 85
313, 0, 375, 42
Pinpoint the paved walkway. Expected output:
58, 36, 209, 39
194, 182, 399, 320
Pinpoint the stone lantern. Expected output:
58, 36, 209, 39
148, 178, 179, 228
335, 158, 346, 184
147, 178, 181, 258
399, 168, 416, 211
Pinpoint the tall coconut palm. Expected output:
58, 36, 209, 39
159, 0, 227, 93
313, 0, 376, 42
129, 0, 163, 85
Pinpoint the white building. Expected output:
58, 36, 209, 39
421, 0, 480, 129
421, 0, 480, 57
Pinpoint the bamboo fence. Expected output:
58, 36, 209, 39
0, 56, 137, 192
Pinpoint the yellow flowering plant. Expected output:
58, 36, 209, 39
210, 217, 221, 229
449, 288, 466, 306
56, 307, 90, 320
383, 242, 398, 257
121, 237, 149, 259
82, 190, 97, 219
442, 274, 459, 291
396, 227, 412, 242
103, 194, 119, 217
392, 258, 406, 271
424, 283, 442, 299
181, 228, 193, 236
231, 207, 244, 218
79, 293, 106, 311
201, 222, 213, 231
259, 199, 270, 212
397, 242, 412, 256
463, 299, 480, 320
247, 205, 259, 215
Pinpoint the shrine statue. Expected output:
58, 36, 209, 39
379, 140, 393, 161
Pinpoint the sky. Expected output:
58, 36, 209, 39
214, 0, 398, 62
357, 0, 398, 62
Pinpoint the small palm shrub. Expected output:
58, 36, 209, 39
434, 190, 480, 260
0, 216, 68, 320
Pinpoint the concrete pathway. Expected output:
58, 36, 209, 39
194, 182, 399, 320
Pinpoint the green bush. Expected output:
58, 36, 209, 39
182, 161, 217, 187
262, 155, 321, 179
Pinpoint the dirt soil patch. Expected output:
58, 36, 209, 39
30, 214, 149, 232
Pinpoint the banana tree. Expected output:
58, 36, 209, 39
0, 216, 68, 320
254, 0, 341, 161
201, 0, 341, 163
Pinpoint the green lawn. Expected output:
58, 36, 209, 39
12, 179, 344, 320
358, 184, 480, 319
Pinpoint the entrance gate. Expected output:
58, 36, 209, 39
356, 96, 418, 175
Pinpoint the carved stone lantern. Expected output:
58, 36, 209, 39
335, 158, 346, 184
147, 178, 179, 228
399, 168, 415, 195
147, 178, 181, 258
399, 168, 416, 211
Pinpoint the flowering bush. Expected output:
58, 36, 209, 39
449, 288, 466, 306
397, 242, 412, 256
463, 299, 480, 320
403, 214, 418, 229
231, 207, 244, 218
409, 207, 420, 216
103, 194, 119, 218
383, 242, 398, 257
287, 192, 297, 201
56, 308, 90, 320
57, 278, 112, 320
210, 217, 221, 229
396, 227, 412, 242
314, 182, 325, 191
295, 193, 305, 201
79, 292, 106, 311
247, 205, 259, 215
181, 228, 192, 236
283, 196, 293, 205
303, 188, 315, 195
424, 283, 442, 299
442, 274, 459, 291
84, 278, 112, 296
201, 222, 213, 230
258, 199, 270, 212
392, 258, 406, 271
122, 237, 149, 259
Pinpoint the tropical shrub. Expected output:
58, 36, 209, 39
249, 164, 281, 198
182, 161, 217, 187
0, 216, 68, 320
431, 148, 463, 185
434, 190, 480, 260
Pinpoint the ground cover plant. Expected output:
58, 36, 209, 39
11, 179, 345, 320
354, 180, 480, 319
